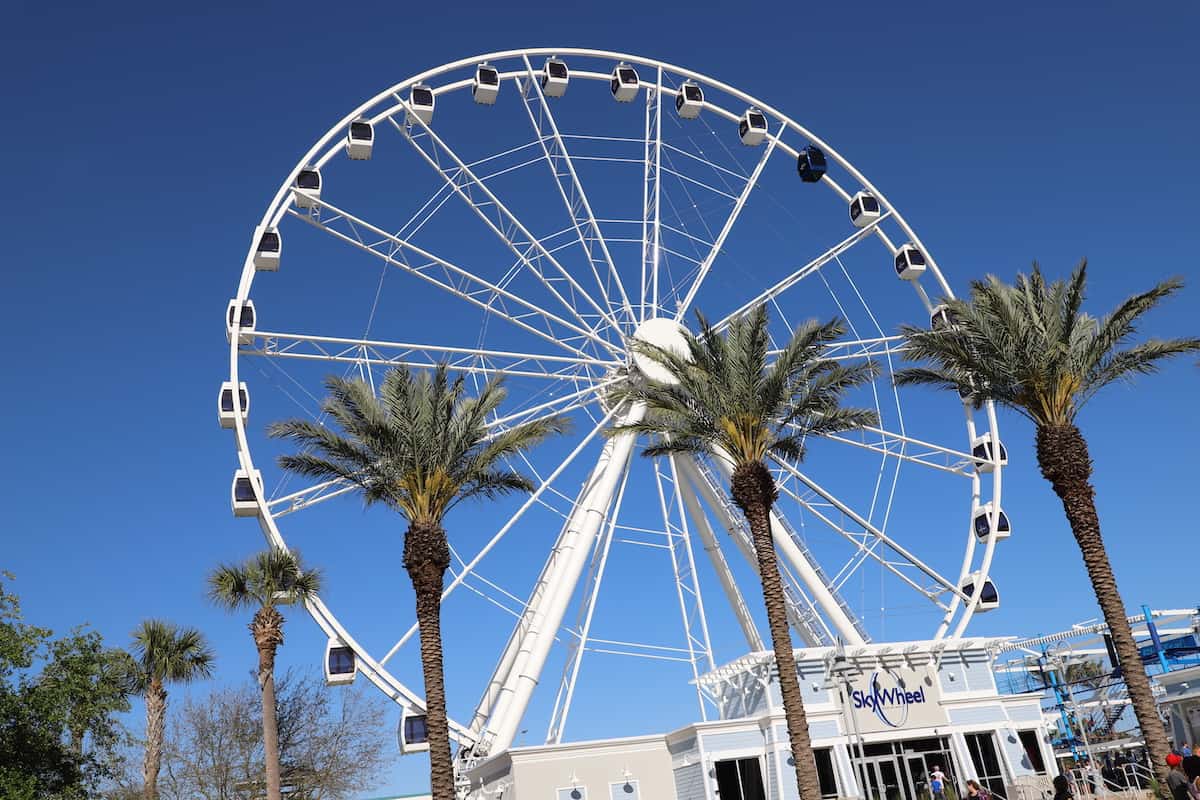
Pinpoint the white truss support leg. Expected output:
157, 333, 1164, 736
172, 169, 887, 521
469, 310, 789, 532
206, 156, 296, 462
686, 456, 828, 647
478, 404, 644, 755
544, 461, 631, 744
658, 456, 717, 719
676, 457, 765, 652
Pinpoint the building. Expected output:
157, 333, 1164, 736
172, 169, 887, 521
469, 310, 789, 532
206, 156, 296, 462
464, 639, 1054, 800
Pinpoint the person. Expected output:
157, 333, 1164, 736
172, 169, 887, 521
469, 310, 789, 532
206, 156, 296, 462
929, 766, 947, 800
1184, 748, 1200, 782
1052, 773, 1073, 800
966, 779, 991, 800
1168, 753, 1191, 800
1186, 745, 1195, 758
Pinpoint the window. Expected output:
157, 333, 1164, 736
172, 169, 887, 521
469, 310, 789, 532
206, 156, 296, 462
748, 112, 766, 128
234, 477, 256, 502
258, 231, 280, 251
478, 68, 498, 85
685, 85, 702, 100
863, 196, 880, 213
557, 788, 585, 800
297, 171, 319, 189
403, 714, 428, 745
1017, 730, 1047, 775
548, 62, 567, 78
349, 122, 372, 141
715, 758, 766, 800
814, 748, 839, 799
609, 780, 638, 799
964, 733, 1006, 798
327, 646, 355, 676
412, 87, 433, 106
620, 68, 636, 83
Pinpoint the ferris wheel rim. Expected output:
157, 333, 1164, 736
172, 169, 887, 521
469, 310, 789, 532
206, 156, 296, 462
223, 47, 1006, 743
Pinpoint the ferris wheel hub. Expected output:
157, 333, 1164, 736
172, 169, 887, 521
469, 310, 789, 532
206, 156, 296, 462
629, 317, 689, 385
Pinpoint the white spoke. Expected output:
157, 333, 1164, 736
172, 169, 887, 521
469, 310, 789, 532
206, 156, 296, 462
517, 55, 634, 329
288, 200, 620, 360
674, 121, 784, 321
484, 376, 615, 433
642, 67, 664, 320
816, 424, 978, 476
714, 214, 891, 330
392, 102, 627, 341
244, 331, 616, 381
768, 454, 966, 600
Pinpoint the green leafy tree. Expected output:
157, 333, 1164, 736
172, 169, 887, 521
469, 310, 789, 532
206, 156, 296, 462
268, 365, 567, 800
128, 620, 214, 800
207, 549, 321, 800
895, 260, 1200, 783
610, 306, 878, 800
0, 574, 133, 799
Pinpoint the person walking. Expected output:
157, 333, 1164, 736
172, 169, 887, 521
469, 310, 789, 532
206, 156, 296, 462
965, 779, 991, 800
1053, 774, 1073, 800
929, 766, 947, 800
1167, 754, 1191, 800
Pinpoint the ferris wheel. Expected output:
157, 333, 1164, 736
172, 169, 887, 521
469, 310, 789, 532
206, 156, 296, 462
220, 48, 1009, 757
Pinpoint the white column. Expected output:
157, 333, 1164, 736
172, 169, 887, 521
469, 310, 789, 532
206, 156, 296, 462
480, 404, 644, 753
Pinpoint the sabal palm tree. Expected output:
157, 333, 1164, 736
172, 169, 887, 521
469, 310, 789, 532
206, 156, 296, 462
129, 620, 214, 800
611, 305, 879, 800
267, 365, 567, 800
894, 260, 1200, 783
207, 548, 321, 800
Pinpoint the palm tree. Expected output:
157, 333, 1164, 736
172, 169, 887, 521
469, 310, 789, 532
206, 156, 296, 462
129, 620, 214, 800
894, 260, 1200, 783
207, 548, 321, 800
611, 305, 879, 800
267, 365, 567, 800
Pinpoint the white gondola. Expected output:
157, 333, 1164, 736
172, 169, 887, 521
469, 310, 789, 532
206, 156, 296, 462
345, 119, 373, 160
473, 63, 500, 105
930, 303, 960, 330
972, 433, 1008, 473
406, 84, 435, 126
610, 63, 639, 102
231, 468, 262, 518
894, 243, 927, 281
252, 226, 281, 271
738, 108, 768, 146
399, 706, 430, 753
797, 145, 827, 183
675, 82, 703, 119
324, 639, 356, 686
849, 191, 881, 228
541, 57, 569, 97
218, 381, 248, 429
292, 167, 321, 209
972, 502, 1011, 541
961, 572, 1000, 612
226, 299, 256, 345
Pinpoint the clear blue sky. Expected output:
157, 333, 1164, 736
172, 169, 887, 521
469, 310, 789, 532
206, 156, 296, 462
3, 1, 1198, 795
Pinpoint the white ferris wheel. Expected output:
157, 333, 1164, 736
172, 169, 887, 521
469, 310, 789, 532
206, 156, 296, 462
220, 48, 1010, 758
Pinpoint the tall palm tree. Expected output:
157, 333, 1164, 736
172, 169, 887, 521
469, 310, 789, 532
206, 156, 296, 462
611, 305, 879, 800
207, 548, 321, 800
894, 260, 1200, 783
129, 620, 214, 800
267, 365, 567, 800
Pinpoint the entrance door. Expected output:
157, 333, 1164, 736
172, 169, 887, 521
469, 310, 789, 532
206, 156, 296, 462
861, 757, 908, 800
714, 757, 766, 800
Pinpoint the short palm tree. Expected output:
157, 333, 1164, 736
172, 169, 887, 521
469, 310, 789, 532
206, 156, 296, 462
129, 619, 214, 800
895, 260, 1200, 783
612, 305, 879, 800
268, 365, 567, 800
207, 548, 321, 800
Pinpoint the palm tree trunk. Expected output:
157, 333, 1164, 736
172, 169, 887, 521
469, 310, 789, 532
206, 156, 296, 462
405, 520, 455, 800
732, 459, 823, 800
142, 677, 167, 800
1037, 424, 1170, 784
252, 606, 286, 800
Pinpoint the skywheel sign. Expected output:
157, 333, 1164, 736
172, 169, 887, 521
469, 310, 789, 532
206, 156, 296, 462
845, 667, 947, 734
